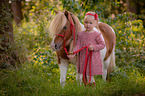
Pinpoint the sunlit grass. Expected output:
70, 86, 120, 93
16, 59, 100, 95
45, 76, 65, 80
0, 62, 145, 96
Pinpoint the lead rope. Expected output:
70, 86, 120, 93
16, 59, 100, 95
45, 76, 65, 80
73, 45, 92, 85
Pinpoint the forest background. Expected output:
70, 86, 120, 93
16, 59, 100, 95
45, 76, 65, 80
0, 0, 145, 95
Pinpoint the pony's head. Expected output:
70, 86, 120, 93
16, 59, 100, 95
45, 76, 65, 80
49, 11, 82, 50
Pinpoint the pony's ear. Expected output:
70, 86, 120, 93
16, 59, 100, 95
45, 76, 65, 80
54, 10, 58, 14
64, 11, 69, 18
64, 11, 74, 25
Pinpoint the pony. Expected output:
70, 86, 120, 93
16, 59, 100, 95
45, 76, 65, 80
49, 11, 116, 86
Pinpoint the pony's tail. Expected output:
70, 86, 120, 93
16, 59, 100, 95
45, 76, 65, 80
107, 46, 115, 74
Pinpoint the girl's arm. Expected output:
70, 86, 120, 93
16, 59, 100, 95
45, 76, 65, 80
93, 33, 105, 51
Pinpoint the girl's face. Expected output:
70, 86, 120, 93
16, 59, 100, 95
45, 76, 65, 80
84, 17, 96, 31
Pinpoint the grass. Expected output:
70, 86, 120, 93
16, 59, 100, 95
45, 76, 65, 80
1, 11, 144, 95
0, 61, 145, 96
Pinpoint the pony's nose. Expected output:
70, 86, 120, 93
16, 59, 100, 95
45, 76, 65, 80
55, 44, 62, 50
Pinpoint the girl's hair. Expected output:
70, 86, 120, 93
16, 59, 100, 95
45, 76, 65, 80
84, 11, 99, 27
84, 11, 99, 30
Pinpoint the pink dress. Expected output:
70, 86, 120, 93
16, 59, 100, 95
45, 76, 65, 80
73, 31, 105, 75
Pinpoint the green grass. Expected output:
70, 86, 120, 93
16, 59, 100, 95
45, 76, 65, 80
0, 62, 145, 96
1, 6, 144, 96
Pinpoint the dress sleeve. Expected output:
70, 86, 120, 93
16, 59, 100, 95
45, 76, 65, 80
93, 33, 105, 51
73, 33, 81, 52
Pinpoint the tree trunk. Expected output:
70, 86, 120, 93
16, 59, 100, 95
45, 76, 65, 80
11, 0, 22, 25
126, 0, 138, 14
0, 0, 17, 68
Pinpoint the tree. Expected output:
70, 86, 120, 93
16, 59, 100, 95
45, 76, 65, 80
0, 0, 18, 68
126, 0, 145, 26
11, 0, 23, 25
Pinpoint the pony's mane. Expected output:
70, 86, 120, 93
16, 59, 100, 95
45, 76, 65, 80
49, 12, 67, 35
70, 12, 82, 35
49, 11, 82, 36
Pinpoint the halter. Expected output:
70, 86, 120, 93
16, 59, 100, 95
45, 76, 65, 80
56, 23, 76, 55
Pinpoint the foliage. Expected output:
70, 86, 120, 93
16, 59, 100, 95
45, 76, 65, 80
101, 12, 145, 74
1, 0, 145, 95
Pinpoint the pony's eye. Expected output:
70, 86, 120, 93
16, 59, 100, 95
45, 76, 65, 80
63, 26, 67, 29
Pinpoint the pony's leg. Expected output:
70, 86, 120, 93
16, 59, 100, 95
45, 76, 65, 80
59, 59, 68, 86
76, 73, 82, 85
103, 47, 116, 81
76, 64, 82, 85
102, 57, 110, 81
70, 56, 82, 84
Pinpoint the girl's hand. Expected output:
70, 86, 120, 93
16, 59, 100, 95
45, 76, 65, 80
67, 52, 76, 59
88, 45, 94, 51
67, 54, 75, 58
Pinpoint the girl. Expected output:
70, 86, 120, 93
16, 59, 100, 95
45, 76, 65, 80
68, 12, 105, 86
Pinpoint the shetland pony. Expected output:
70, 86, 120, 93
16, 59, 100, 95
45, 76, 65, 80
49, 11, 116, 86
